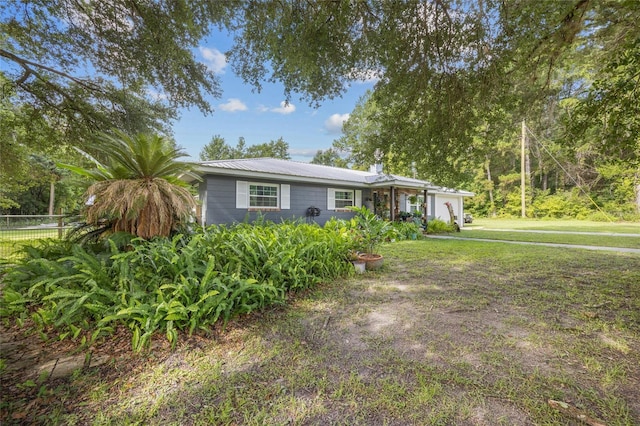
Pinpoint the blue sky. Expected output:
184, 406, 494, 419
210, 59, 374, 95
172, 32, 376, 162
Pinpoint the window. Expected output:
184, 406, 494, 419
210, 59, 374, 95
328, 188, 362, 210
236, 181, 290, 210
334, 190, 354, 208
250, 184, 278, 207
407, 195, 424, 214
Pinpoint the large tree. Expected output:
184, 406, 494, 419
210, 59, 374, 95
310, 148, 349, 168
199, 135, 236, 161
0, 0, 228, 167
227, 1, 639, 183
0, 0, 229, 210
245, 137, 291, 160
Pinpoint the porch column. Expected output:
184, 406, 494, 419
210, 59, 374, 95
390, 186, 395, 221
423, 190, 428, 224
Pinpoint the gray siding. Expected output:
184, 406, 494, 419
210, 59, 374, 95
201, 175, 370, 226
201, 176, 239, 224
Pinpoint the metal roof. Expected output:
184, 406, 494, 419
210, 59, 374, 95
196, 158, 440, 190
430, 186, 475, 197
199, 158, 372, 182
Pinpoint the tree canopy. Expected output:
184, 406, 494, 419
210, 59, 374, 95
2, 1, 639, 214
310, 148, 349, 168
227, 0, 639, 183
4, 1, 638, 164
0, 0, 225, 130
199, 135, 291, 161
1, 0, 227, 210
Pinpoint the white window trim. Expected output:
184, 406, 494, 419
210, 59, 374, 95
328, 188, 362, 211
236, 181, 290, 210
250, 182, 279, 208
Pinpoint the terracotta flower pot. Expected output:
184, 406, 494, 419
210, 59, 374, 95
357, 253, 384, 271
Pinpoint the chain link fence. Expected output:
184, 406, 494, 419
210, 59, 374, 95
0, 215, 73, 260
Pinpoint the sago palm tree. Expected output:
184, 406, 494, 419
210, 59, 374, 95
62, 130, 200, 239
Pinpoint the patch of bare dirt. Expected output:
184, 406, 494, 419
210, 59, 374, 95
0, 323, 177, 424
2, 258, 639, 425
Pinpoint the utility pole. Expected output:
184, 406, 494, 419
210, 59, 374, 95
521, 119, 526, 218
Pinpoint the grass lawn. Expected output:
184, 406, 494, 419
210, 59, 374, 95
459, 230, 640, 249
2, 238, 639, 425
0, 229, 65, 260
459, 218, 640, 249
469, 218, 640, 234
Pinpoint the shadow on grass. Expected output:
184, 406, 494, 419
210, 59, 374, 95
2, 239, 639, 425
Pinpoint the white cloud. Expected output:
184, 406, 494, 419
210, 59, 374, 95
324, 113, 350, 134
258, 101, 296, 114
271, 101, 296, 114
219, 98, 247, 112
289, 148, 320, 157
199, 47, 227, 74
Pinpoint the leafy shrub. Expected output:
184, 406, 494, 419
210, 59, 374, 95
389, 221, 422, 240
324, 217, 363, 254
201, 221, 353, 289
1, 242, 120, 339
530, 190, 590, 218
0, 221, 354, 351
426, 218, 454, 234
348, 206, 392, 254
584, 211, 618, 222
620, 212, 640, 222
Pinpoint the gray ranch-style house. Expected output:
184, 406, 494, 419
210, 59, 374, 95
192, 158, 473, 228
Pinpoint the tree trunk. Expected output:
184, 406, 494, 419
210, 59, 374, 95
525, 136, 533, 198
535, 145, 548, 192
485, 155, 496, 217
48, 178, 55, 216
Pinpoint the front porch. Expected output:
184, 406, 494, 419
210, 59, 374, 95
366, 183, 472, 229
368, 187, 430, 224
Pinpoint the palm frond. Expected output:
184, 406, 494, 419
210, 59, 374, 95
66, 130, 200, 239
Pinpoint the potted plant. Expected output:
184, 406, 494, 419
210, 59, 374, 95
349, 206, 391, 270
398, 211, 412, 222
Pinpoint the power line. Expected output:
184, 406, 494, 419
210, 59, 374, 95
524, 125, 614, 222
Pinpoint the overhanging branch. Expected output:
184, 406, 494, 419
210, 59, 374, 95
0, 48, 100, 91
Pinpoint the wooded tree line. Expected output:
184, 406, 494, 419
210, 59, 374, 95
327, 86, 638, 220
199, 136, 291, 161
1, 1, 638, 218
